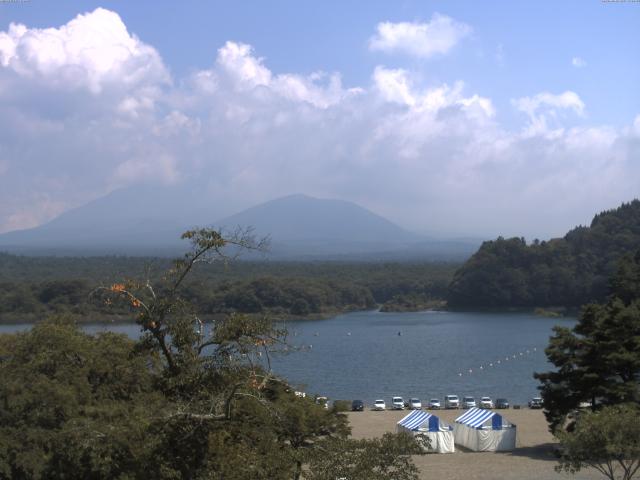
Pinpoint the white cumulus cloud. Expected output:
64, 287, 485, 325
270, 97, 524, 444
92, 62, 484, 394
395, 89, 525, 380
572, 56, 587, 68
0, 8, 169, 94
0, 9, 638, 240
369, 14, 472, 58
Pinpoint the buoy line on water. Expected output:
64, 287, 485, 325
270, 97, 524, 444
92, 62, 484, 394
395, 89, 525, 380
456, 347, 540, 377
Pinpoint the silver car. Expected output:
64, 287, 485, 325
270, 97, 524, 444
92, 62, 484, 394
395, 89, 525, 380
462, 396, 476, 409
444, 395, 459, 409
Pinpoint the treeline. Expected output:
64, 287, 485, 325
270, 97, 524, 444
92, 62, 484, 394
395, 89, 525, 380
448, 200, 640, 308
0, 257, 457, 322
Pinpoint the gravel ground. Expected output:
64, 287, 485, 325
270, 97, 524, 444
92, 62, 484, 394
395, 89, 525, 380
346, 408, 602, 480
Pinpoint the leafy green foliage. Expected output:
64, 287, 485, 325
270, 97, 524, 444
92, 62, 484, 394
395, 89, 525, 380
449, 200, 640, 308
535, 251, 640, 432
0, 318, 165, 479
306, 432, 424, 480
556, 404, 640, 480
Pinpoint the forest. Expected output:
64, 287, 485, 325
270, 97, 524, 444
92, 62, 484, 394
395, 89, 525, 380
448, 200, 640, 308
0, 254, 457, 323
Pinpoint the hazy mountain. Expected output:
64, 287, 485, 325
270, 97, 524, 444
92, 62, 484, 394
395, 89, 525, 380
0, 184, 220, 255
0, 190, 480, 259
216, 194, 415, 252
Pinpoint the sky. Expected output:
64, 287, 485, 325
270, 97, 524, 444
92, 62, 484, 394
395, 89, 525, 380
0, 0, 638, 239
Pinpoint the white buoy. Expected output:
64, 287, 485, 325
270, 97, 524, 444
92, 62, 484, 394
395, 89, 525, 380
479, 366, 483, 370
458, 372, 463, 376
497, 360, 501, 364
489, 363, 493, 367
468, 369, 473, 373
347, 332, 351, 336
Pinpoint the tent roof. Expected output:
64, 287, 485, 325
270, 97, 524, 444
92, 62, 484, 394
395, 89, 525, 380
455, 407, 506, 429
398, 410, 432, 430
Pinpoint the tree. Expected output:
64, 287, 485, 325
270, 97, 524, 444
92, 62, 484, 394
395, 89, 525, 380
305, 432, 424, 480
0, 316, 166, 480
535, 251, 640, 432
556, 404, 640, 480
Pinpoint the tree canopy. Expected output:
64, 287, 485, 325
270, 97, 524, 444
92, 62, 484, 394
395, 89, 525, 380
556, 404, 640, 480
449, 200, 640, 308
535, 250, 640, 432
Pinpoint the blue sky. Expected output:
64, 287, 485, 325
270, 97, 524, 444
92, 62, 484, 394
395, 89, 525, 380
0, 1, 638, 237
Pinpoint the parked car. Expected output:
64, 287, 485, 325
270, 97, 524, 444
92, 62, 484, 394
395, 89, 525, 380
392, 396, 405, 410
479, 396, 494, 409
409, 398, 422, 410
444, 395, 459, 409
529, 397, 544, 409
462, 396, 476, 409
495, 398, 510, 409
373, 399, 386, 411
428, 398, 441, 409
351, 399, 364, 411
315, 396, 329, 409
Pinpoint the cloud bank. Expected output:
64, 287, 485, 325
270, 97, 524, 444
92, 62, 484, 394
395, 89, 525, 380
0, 9, 638, 238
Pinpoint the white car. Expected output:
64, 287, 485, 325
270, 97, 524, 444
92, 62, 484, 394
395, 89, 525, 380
409, 398, 422, 410
428, 398, 441, 409
373, 399, 386, 411
444, 395, 459, 409
462, 396, 476, 409
479, 396, 494, 409
392, 396, 405, 410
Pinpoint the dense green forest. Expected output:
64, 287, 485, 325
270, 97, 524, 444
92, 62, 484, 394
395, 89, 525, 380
0, 254, 457, 322
448, 200, 640, 308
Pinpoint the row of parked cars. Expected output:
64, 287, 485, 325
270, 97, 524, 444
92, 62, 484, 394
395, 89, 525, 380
353, 395, 521, 411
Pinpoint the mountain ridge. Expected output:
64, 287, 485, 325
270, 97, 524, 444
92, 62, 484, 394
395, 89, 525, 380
0, 188, 479, 259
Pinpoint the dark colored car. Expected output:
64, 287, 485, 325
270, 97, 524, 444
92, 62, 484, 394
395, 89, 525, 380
529, 397, 543, 409
495, 398, 509, 409
351, 400, 364, 411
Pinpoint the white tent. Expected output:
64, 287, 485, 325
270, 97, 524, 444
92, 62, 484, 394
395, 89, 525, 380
397, 410, 455, 453
454, 407, 516, 452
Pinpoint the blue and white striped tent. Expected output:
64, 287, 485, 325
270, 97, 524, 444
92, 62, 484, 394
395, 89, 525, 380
456, 408, 506, 429
397, 410, 455, 453
454, 407, 516, 451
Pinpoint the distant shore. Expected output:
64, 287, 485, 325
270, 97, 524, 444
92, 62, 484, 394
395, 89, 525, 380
0, 304, 579, 325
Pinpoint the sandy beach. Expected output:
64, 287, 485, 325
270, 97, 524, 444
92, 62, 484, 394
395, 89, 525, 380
346, 408, 602, 480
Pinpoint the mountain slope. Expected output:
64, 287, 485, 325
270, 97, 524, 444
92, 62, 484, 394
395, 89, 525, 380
448, 200, 640, 308
0, 184, 219, 254
217, 194, 417, 243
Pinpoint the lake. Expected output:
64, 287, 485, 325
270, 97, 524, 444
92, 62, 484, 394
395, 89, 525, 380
0, 310, 574, 406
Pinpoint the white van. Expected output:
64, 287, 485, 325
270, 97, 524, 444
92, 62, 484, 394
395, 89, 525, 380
445, 394, 459, 409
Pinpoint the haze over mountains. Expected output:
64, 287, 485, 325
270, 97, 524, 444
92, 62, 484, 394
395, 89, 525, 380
0, 188, 481, 260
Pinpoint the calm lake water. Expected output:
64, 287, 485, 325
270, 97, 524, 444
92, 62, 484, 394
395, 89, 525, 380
0, 310, 574, 406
